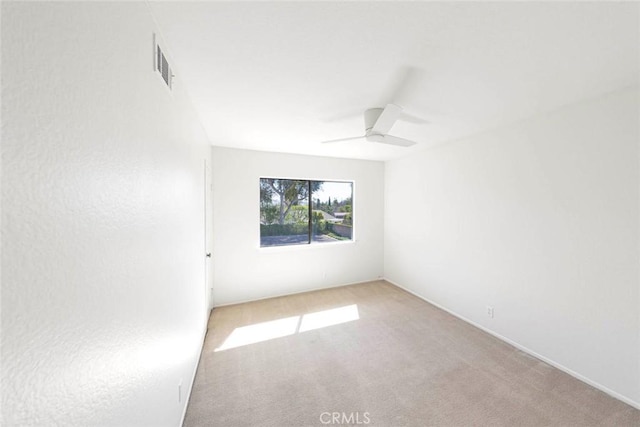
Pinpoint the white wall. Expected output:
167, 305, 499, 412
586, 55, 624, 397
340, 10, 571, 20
2, 3, 212, 425
211, 147, 384, 306
385, 87, 640, 407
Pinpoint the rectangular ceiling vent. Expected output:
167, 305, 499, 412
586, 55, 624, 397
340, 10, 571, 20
154, 34, 173, 90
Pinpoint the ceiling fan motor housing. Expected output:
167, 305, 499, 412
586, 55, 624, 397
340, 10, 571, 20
321, 104, 416, 147
364, 108, 384, 134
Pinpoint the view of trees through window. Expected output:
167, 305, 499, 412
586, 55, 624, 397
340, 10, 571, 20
260, 178, 353, 247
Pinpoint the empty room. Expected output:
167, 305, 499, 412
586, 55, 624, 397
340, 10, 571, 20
2, 1, 639, 426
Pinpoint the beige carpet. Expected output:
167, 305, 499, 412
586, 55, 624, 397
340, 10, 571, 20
184, 280, 640, 426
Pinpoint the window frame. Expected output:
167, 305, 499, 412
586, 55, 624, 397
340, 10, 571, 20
258, 177, 355, 249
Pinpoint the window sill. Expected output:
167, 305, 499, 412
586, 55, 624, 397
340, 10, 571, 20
258, 239, 356, 252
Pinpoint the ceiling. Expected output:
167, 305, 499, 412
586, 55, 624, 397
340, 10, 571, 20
149, 1, 639, 161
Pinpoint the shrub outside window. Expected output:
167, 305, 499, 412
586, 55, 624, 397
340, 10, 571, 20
260, 178, 353, 247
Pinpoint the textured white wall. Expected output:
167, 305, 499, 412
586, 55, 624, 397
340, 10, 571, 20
2, 3, 212, 425
211, 147, 384, 306
385, 87, 640, 407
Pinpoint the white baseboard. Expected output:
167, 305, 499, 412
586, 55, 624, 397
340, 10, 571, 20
179, 309, 211, 426
212, 278, 382, 308
384, 277, 640, 411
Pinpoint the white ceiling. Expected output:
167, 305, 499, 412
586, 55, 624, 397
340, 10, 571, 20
150, 1, 639, 161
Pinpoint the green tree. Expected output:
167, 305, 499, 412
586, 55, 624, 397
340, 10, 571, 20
261, 179, 321, 225
260, 183, 278, 224
312, 211, 328, 234
286, 205, 309, 224
261, 205, 278, 224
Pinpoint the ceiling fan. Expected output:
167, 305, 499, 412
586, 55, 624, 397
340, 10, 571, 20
321, 104, 421, 147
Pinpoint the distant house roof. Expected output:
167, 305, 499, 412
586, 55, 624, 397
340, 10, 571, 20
313, 210, 341, 222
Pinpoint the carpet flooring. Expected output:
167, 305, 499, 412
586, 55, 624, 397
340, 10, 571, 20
183, 280, 640, 426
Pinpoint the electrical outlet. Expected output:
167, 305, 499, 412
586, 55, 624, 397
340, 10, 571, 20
486, 306, 494, 318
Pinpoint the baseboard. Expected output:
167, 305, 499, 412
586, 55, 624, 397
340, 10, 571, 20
383, 277, 640, 411
212, 278, 383, 308
179, 308, 211, 426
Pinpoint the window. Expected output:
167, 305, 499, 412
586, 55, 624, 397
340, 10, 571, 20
260, 178, 353, 247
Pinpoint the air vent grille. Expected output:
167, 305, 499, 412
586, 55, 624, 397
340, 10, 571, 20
155, 38, 173, 90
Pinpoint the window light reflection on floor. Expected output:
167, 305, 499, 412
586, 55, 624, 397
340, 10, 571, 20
298, 304, 359, 332
215, 316, 300, 351
215, 304, 359, 352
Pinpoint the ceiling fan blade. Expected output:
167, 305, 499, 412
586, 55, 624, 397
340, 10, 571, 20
382, 66, 426, 106
320, 135, 365, 144
371, 104, 403, 134
399, 111, 429, 124
379, 135, 417, 147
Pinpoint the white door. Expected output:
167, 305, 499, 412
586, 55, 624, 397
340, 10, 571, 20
204, 160, 213, 311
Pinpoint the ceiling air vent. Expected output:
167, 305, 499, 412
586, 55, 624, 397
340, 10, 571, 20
154, 34, 173, 90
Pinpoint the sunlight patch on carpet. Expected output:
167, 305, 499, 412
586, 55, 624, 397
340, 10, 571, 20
215, 304, 359, 351
299, 304, 359, 332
